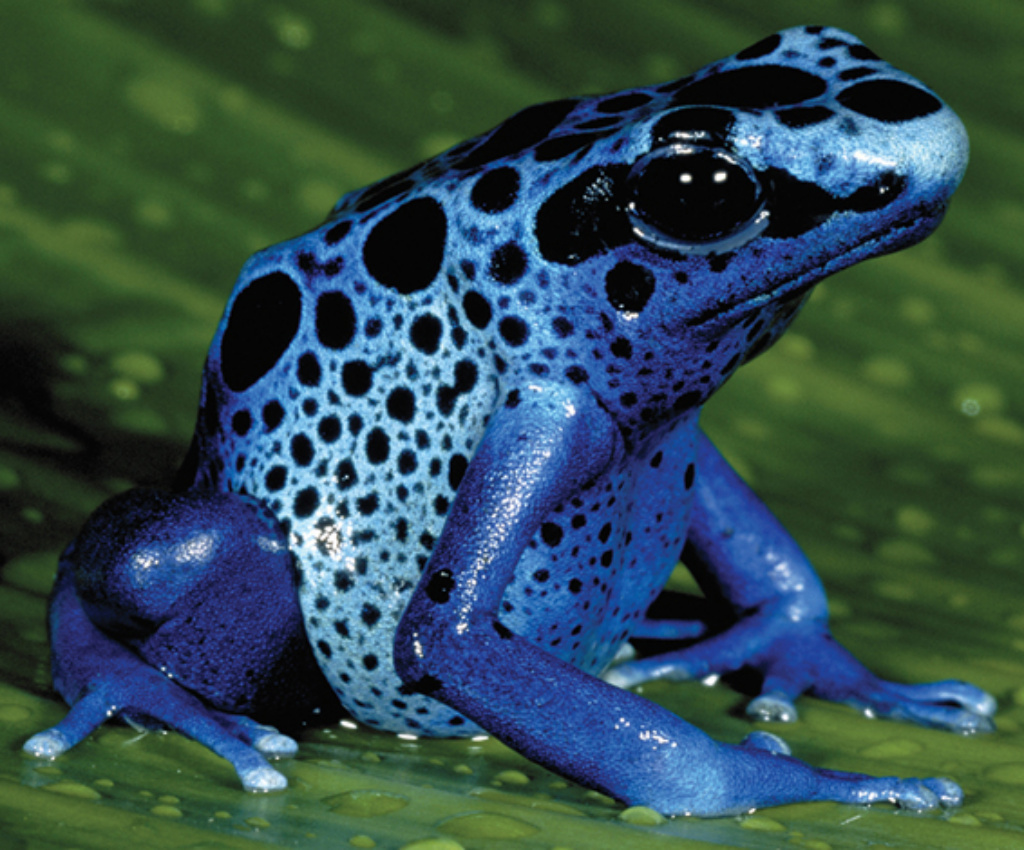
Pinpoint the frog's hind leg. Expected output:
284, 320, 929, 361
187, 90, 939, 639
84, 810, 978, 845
24, 557, 293, 791
605, 432, 996, 735
24, 488, 339, 790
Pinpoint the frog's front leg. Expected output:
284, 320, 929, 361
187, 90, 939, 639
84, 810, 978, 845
606, 432, 996, 734
395, 388, 963, 817
24, 489, 340, 790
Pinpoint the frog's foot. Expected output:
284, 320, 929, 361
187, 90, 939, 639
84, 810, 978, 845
731, 731, 962, 810
605, 612, 996, 734
811, 772, 963, 812
25, 495, 313, 793
831, 680, 995, 734
24, 675, 293, 791
27, 488, 342, 790
744, 679, 996, 736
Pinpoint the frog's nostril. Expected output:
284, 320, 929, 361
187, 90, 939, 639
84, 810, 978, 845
844, 171, 907, 213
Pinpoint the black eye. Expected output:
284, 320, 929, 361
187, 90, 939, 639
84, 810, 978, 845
626, 144, 769, 254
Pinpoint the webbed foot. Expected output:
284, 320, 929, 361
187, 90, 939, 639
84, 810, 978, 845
605, 610, 995, 734
23, 649, 293, 791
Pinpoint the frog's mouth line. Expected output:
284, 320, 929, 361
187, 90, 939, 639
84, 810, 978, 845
688, 198, 948, 328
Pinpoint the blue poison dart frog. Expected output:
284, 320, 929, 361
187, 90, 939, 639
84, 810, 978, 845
25, 26, 995, 817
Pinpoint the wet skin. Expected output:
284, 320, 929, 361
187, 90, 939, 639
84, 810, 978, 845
25, 27, 994, 816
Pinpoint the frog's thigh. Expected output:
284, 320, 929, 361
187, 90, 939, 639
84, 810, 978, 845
27, 559, 293, 791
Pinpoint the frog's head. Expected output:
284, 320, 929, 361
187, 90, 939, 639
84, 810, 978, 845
611, 25, 968, 343
441, 26, 967, 436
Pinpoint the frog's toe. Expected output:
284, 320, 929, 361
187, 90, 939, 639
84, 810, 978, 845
609, 641, 637, 666
845, 679, 997, 734
254, 731, 299, 757
600, 657, 693, 689
869, 699, 996, 734
175, 714, 294, 790
746, 692, 799, 724
923, 777, 964, 809
890, 781, 942, 812
907, 702, 996, 734
885, 777, 962, 812
834, 775, 962, 812
23, 691, 125, 759
948, 710, 996, 735
886, 680, 996, 723
601, 665, 640, 689
209, 712, 299, 757
23, 729, 72, 759
240, 764, 289, 793
740, 730, 791, 756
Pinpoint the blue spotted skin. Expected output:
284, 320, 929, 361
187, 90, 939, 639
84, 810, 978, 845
27, 28, 997, 815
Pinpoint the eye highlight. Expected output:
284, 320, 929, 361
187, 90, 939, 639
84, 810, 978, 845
626, 144, 769, 255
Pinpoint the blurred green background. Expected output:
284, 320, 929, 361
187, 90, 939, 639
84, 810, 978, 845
1, 1, 1022, 848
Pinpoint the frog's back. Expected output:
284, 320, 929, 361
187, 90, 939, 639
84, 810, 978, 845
186, 26, 967, 735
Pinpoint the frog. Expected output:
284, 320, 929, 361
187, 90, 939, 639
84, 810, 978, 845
24, 26, 996, 817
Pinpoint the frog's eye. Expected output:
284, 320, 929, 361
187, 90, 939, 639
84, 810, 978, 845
626, 144, 769, 255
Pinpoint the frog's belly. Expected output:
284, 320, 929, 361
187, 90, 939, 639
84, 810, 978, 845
290, 495, 475, 735
281, 456, 690, 737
